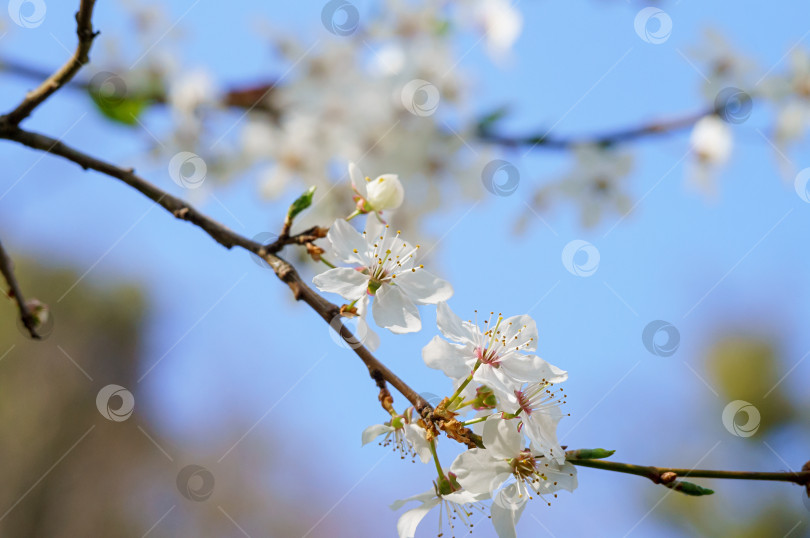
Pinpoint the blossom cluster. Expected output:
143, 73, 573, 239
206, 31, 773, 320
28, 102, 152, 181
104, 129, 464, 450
311, 166, 575, 537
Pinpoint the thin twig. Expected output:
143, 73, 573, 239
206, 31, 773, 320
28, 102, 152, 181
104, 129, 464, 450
567, 454, 810, 488
2, 0, 99, 126
479, 108, 717, 150
0, 237, 40, 339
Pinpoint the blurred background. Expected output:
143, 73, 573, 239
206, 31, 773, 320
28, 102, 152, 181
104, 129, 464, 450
1, 0, 809, 536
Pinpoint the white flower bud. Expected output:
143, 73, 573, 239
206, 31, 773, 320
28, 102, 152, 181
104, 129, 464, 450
365, 174, 404, 211
690, 115, 732, 164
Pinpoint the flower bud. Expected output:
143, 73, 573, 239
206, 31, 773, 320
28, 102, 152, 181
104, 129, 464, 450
365, 174, 404, 211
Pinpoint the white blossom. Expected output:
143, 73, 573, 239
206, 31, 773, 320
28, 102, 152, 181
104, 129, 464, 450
451, 418, 578, 537
422, 302, 566, 402
361, 409, 431, 463
313, 219, 453, 333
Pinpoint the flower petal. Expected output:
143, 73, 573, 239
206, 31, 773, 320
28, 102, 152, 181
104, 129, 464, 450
499, 314, 538, 353
451, 448, 512, 495
312, 267, 368, 300
482, 417, 523, 459
436, 301, 478, 344
404, 423, 431, 463
393, 269, 453, 305
394, 495, 439, 538
422, 336, 473, 380
373, 284, 421, 334
349, 162, 367, 198
327, 218, 369, 265
474, 364, 523, 402
500, 354, 567, 385
361, 423, 393, 445
491, 483, 528, 538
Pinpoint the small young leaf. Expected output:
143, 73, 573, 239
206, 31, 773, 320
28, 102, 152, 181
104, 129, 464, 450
287, 186, 317, 221
665, 480, 715, 496
567, 448, 616, 460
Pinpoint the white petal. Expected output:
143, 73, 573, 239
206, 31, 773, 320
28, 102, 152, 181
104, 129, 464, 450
491, 483, 528, 538
364, 215, 385, 242
474, 365, 522, 402
394, 269, 453, 305
361, 423, 393, 445
312, 267, 368, 300
394, 496, 440, 538
450, 448, 512, 495
349, 162, 367, 197
327, 219, 369, 265
421, 336, 473, 380
482, 417, 523, 459
523, 409, 564, 464
373, 284, 421, 334
404, 423, 432, 463
543, 462, 578, 493
500, 354, 567, 384
390, 489, 436, 511
499, 314, 538, 352
436, 301, 478, 344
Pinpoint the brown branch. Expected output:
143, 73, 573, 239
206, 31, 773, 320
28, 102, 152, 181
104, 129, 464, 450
2, 1, 99, 126
567, 454, 810, 491
0, 237, 40, 339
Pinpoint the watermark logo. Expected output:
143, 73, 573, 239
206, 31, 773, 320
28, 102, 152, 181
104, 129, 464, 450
721, 400, 760, 438
96, 384, 135, 422
562, 240, 600, 277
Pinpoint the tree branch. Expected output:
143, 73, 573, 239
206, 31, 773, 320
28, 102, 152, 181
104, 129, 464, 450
567, 452, 810, 494
1, 0, 98, 126
478, 108, 716, 150
0, 237, 40, 339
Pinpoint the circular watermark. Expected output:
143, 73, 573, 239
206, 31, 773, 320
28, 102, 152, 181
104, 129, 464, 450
794, 168, 810, 203
721, 400, 760, 438
96, 384, 135, 422
249, 232, 279, 268
329, 314, 373, 350
320, 0, 359, 36
168, 152, 207, 189
89, 71, 128, 108
401, 79, 440, 117
8, 0, 46, 28
176, 464, 215, 501
715, 87, 752, 124
492, 482, 524, 513
16, 300, 54, 340
419, 392, 443, 408
482, 159, 520, 197
634, 7, 672, 44
642, 320, 680, 357
562, 240, 600, 277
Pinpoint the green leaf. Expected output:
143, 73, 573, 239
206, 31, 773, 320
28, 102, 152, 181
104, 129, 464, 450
665, 480, 715, 496
287, 186, 316, 222
567, 448, 616, 460
89, 90, 150, 126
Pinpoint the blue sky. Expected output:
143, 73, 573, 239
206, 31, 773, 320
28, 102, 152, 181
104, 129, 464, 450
2, 1, 810, 537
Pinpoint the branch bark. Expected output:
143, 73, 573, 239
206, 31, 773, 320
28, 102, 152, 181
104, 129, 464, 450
2, 1, 98, 126
0, 237, 40, 339
567, 453, 810, 490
